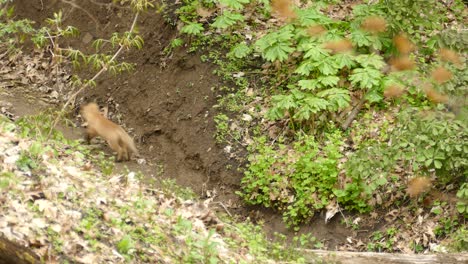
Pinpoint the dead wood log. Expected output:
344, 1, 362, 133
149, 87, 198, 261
301, 249, 468, 264
0, 236, 40, 264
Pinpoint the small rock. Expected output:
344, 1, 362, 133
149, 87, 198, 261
233, 72, 245, 78
50, 90, 59, 99
246, 88, 254, 97
241, 114, 252, 122
82, 32, 93, 44
223, 145, 232, 153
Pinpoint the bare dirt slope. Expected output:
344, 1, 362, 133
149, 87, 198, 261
11, 0, 354, 248
14, 0, 241, 200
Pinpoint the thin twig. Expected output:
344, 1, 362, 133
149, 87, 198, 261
338, 207, 349, 228
65, 11, 139, 109
215, 202, 233, 217
341, 94, 367, 131
88, 0, 131, 9
44, 29, 56, 49
60, 0, 100, 31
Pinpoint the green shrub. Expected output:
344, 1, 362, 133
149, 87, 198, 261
456, 183, 468, 216
393, 110, 467, 181
239, 131, 344, 226
0, 1, 34, 51
343, 108, 468, 211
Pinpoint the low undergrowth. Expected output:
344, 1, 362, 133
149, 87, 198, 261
0, 1, 327, 262
169, 0, 467, 252
1, 0, 466, 254
0, 110, 322, 263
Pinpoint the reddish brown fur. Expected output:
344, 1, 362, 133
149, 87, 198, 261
423, 85, 449, 104
384, 85, 405, 98
271, 0, 297, 21
323, 39, 353, 54
361, 16, 387, 33
406, 177, 432, 198
431, 66, 453, 84
439, 48, 461, 66
81, 103, 137, 162
307, 24, 327, 37
389, 56, 415, 71
393, 34, 414, 54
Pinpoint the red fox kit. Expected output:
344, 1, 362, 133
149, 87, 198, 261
80, 103, 137, 161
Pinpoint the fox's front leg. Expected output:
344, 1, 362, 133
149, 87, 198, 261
85, 127, 98, 144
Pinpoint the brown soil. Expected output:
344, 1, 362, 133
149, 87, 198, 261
11, 0, 357, 249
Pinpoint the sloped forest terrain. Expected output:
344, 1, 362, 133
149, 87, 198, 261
0, 0, 467, 263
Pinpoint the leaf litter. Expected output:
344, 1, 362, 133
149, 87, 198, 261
0, 118, 255, 263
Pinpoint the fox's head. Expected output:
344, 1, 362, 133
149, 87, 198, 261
80, 102, 101, 120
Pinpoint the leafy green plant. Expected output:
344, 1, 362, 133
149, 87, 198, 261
163, 37, 185, 56
450, 227, 468, 252
16, 112, 68, 142
219, 0, 250, 10
392, 110, 467, 181
94, 152, 115, 177
342, 108, 467, 212
172, 217, 221, 263
0, 171, 18, 190
117, 235, 136, 260
254, 7, 391, 131
227, 42, 251, 59
211, 11, 244, 29
239, 131, 344, 226
16, 141, 55, 172
338, 143, 392, 212
180, 22, 204, 35
456, 183, 468, 216
435, 217, 459, 238
255, 25, 295, 62
225, 221, 321, 263
47, 227, 65, 253
173, 0, 468, 245
366, 229, 397, 252
214, 113, 230, 143
160, 178, 196, 200
0, 1, 34, 52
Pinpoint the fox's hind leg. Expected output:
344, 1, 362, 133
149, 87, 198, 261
118, 138, 130, 161
108, 140, 125, 162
